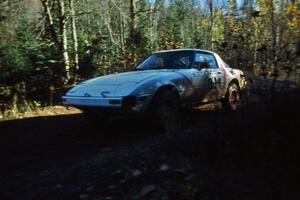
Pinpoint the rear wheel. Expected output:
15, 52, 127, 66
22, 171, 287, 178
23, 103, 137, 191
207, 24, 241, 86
221, 83, 241, 111
154, 90, 181, 136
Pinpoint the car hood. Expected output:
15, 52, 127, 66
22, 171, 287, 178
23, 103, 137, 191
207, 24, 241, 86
84, 70, 160, 85
66, 70, 176, 97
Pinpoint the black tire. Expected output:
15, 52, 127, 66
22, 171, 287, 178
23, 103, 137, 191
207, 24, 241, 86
154, 90, 181, 136
221, 83, 242, 112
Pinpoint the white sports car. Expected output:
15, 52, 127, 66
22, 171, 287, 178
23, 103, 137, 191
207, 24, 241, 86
62, 49, 246, 129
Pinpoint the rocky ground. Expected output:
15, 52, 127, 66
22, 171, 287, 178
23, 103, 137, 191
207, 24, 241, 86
0, 88, 299, 200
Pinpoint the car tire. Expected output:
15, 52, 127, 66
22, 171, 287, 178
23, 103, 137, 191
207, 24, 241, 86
221, 83, 242, 112
154, 90, 181, 136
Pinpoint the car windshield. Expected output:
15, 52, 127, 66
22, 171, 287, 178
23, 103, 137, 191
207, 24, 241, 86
137, 51, 194, 70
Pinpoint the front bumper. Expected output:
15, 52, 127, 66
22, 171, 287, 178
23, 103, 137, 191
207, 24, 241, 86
62, 94, 151, 113
62, 96, 122, 108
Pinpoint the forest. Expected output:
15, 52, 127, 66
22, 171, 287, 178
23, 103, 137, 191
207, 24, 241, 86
0, 0, 299, 116
1, 1, 300, 199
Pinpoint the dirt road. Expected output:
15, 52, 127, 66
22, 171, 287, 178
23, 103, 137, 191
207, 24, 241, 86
0, 103, 298, 199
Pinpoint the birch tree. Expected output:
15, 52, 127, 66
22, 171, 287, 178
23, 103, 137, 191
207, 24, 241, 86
57, 0, 70, 81
40, 0, 59, 47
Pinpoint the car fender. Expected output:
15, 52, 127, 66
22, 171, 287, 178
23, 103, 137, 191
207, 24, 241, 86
130, 72, 191, 110
224, 68, 246, 92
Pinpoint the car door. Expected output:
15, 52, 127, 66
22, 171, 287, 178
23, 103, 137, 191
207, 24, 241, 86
194, 52, 224, 102
214, 53, 227, 98
189, 53, 210, 102
175, 66, 207, 104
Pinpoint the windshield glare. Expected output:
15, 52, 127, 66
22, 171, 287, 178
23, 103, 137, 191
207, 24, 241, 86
137, 51, 194, 70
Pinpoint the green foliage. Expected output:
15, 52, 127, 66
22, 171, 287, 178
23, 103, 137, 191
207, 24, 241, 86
2, 96, 42, 119
0, 0, 299, 114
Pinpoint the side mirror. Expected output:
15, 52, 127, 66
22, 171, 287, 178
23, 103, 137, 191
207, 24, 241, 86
196, 59, 209, 70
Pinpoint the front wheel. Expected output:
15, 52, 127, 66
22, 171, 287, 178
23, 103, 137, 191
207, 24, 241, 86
221, 83, 242, 111
154, 90, 181, 136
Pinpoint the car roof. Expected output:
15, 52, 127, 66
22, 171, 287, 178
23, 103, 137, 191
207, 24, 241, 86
154, 48, 215, 54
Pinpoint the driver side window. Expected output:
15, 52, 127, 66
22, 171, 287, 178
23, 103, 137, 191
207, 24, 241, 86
195, 53, 218, 69
171, 54, 192, 68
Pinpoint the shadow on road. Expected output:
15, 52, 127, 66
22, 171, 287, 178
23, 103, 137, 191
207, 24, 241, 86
0, 93, 299, 199
0, 106, 223, 174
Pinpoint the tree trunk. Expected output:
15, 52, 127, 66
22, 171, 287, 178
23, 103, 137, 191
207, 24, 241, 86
270, 0, 278, 92
69, 0, 79, 74
40, 0, 60, 47
85, 0, 91, 37
129, 0, 138, 44
253, 19, 259, 75
209, 0, 214, 51
58, 0, 71, 82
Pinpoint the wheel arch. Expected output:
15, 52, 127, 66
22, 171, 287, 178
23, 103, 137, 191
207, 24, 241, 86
222, 78, 240, 98
222, 78, 242, 111
148, 84, 180, 112
228, 78, 240, 90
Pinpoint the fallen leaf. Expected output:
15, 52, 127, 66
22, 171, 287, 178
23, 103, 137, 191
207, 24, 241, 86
159, 164, 169, 172
79, 194, 88, 199
140, 185, 156, 196
132, 169, 142, 177
120, 177, 128, 184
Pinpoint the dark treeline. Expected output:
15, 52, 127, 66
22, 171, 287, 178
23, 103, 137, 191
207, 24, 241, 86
0, 0, 299, 114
